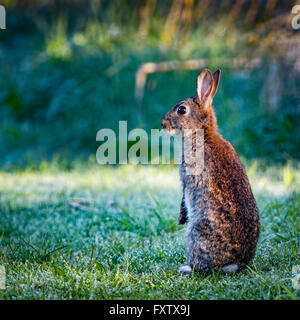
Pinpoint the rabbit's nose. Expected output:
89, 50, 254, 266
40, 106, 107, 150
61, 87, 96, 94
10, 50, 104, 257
161, 119, 168, 129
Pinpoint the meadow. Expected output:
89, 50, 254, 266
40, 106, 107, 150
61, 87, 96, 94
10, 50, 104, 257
0, 162, 299, 299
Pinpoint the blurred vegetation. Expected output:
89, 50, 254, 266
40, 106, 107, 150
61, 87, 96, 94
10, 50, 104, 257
0, 0, 299, 167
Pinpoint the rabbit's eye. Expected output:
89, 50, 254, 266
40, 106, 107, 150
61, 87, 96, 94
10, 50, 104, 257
177, 105, 186, 115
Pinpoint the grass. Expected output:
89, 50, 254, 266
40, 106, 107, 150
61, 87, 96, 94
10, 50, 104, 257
0, 162, 299, 300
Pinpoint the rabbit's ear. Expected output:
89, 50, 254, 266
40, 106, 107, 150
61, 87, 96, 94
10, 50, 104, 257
211, 69, 221, 97
196, 69, 214, 109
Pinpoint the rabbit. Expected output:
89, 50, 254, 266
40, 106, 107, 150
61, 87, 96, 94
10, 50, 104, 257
161, 68, 259, 274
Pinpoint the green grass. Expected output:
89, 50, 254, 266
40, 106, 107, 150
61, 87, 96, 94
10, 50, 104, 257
0, 163, 299, 300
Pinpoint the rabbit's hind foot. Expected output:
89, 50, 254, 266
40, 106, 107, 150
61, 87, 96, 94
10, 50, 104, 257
221, 264, 239, 274
178, 265, 193, 275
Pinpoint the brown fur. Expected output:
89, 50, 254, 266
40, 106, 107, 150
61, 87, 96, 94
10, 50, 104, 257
161, 69, 259, 273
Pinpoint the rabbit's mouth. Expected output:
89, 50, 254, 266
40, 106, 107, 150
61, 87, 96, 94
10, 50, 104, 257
161, 118, 179, 131
161, 120, 181, 136
161, 118, 171, 131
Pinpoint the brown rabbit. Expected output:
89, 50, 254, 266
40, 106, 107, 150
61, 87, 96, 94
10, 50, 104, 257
161, 69, 259, 274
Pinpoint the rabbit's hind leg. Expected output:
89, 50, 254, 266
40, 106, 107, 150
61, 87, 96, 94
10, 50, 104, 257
221, 264, 239, 274
178, 265, 193, 275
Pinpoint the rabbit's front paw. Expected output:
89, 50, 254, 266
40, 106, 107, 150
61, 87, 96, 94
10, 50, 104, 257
178, 197, 188, 225
178, 214, 187, 225
178, 265, 192, 275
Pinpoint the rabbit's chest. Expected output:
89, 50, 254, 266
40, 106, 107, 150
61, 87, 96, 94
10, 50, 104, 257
184, 182, 209, 221
180, 160, 211, 221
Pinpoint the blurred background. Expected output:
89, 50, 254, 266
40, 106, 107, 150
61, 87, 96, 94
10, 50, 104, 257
0, 0, 299, 168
